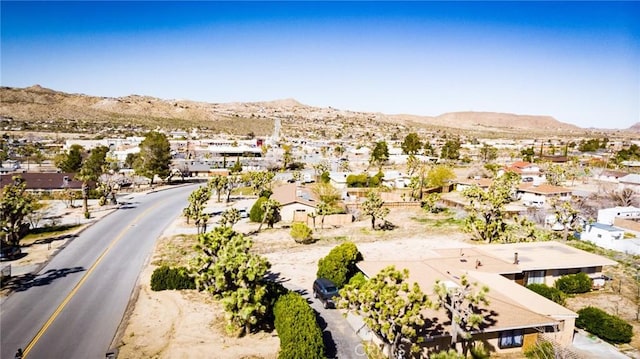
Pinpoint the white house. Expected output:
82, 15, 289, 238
597, 206, 640, 225
580, 223, 640, 255
328, 171, 351, 189
517, 184, 571, 207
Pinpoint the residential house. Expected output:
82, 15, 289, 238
517, 183, 572, 207
502, 161, 545, 184
270, 183, 318, 222
0, 172, 88, 192
328, 171, 351, 189
580, 223, 640, 255
455, 178, 492, 192
597, 170, 629, 183
353, 241, 616, 356
597, 206, 640, 225
377, 170, 411, 189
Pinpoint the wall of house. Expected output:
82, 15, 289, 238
614, 218, 640, 232
294, 213, 353, 227
280, 203, 315, 222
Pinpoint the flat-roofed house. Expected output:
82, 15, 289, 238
350, 241, 617, 356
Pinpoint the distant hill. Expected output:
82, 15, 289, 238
1, 85, 585, 136
627, 123, 640, 133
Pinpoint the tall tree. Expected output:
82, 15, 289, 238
544, 163, 566, 186
218, 208, 241, 228
550, 199, 580, 241
135, 131, 172, 185
401, 132, 423, 155
479, 143, 498, 163
441, 139, 461, 161
189, 226, 271, 335
55, 144, 84, 173
1, 177, 37, 245
370, 141, 389, 170
76, 145, 109, 215
434, 275, 490, 355
208, 175, 228, 203
361, 190, 389, 230
427, 165, 456, 189
257, 198, 281, 232
462, 172, 520, 243
520, 146, 535, 162
340, 266, 434, 358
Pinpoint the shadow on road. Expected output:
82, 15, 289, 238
26, 234, 78, 248
314, 311, 338, 358
4, 267, 86, 293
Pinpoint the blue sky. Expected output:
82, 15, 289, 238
1, 1, 639, 129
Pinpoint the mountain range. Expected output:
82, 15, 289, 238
0, 85, 629, 137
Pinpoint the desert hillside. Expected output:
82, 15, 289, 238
1, 85, 586, 137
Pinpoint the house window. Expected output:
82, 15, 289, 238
526, 270, 545, 285
499, 329, 524, 349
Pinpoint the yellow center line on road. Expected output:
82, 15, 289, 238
22, 202, 162, 358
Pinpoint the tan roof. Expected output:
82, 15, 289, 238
432, 248, 521, 274
271, 183, 317, 208
477, 241, 618, 271
357, 260, 566, 334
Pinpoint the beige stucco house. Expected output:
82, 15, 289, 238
354, 241, 617, 356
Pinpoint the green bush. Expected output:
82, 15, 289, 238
576, 306, 633, 344
317, 242, 363, 288
150, 266, 196, 291
346, 173, 369, 188
250, 196, 268, 222
554, 272, 592, 294
274, 292, 325, 359
526, 283, 566, 305
290, 222, 313, 243
347, 272, 367, 288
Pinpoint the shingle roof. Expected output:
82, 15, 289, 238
0, 172, 88, 190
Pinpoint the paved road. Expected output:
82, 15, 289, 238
284, 283, 366, 359
1, 184, 198, 359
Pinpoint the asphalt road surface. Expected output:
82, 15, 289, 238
1, 184, 198, 359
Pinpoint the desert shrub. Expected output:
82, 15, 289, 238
429, 349, 465, 359
524, 341, 555, 358
526, 283, 566, 305
576, 306, 633, 344
274, 292, 325, 359
290, 222, 313, 243
249, 196, 268, 222
554, 272, 592, 294
469, 342, 490, 359
150, 266, 195, 291
317, 242, 363, 288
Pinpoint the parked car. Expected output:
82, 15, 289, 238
313, 278, 339, 309
0, 244, 21, 261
